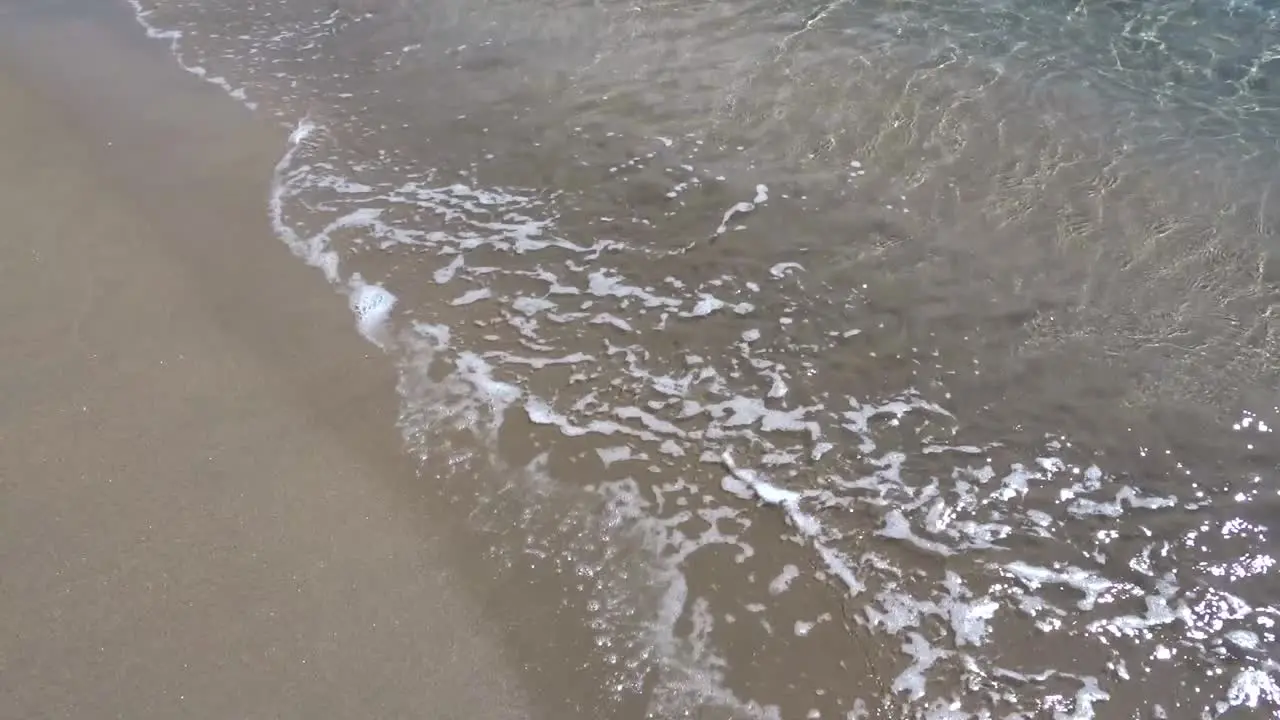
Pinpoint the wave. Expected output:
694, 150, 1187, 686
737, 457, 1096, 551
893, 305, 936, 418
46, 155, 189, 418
127, 0, 1280, 716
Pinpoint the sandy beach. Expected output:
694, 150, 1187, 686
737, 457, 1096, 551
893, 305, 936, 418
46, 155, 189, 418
4, 0, 1279, 716
0, 4, 536, 719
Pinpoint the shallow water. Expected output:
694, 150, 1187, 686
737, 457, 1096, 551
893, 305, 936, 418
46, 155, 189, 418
131, 0, 1280, 716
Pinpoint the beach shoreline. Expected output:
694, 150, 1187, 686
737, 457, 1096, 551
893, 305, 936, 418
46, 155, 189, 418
0, 4, 540, 718
5, 0, 1277, 716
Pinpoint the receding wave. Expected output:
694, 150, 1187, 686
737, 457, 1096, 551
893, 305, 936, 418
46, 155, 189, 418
131, 0, 1280, 716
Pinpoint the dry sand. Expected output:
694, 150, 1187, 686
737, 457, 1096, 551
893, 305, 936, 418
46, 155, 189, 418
0, 4, 535, 718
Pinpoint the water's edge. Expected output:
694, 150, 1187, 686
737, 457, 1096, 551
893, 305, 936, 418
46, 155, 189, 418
124, 0, 1280, 717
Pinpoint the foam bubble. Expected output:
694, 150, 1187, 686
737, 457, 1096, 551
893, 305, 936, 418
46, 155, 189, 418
769, 262, 805, 279
769, 565, 801, 595
450, 287, 493, 306
347, 276, 397, 346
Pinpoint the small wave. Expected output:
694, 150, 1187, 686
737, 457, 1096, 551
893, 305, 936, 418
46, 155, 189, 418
127, 0, 1280, 716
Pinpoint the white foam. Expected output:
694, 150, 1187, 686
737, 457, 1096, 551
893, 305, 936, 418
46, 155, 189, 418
1223, 667, 1280, 711
270, 121, 343, 284
526, 397, 661, 442
713, 201, 757, 237
486, 351, 593, 369
442, 352, 523, 440
707, 397, 823, 441
769, 262, 805, 279
588, 270, 682, 308
1003, 561, 1113, 611
686, 294, 727, 317
769, 565, 801, 595
892, 632, 949, 700
597, 446, 638, 467
591, 313, 634, 332
616, 406, 688, 437
127, 0, 259, 110
879, 510, 956, 556
719, 450, 822, 538
450, 287, 493, 306
347, 276, 397, 346
434, 255, 465, 283
512, 296, 558, 315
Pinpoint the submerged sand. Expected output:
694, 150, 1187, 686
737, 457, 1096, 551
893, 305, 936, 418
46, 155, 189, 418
0, 4, 535, 719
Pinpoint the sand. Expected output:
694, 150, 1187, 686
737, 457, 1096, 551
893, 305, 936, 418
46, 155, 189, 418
0, 4, 535, 719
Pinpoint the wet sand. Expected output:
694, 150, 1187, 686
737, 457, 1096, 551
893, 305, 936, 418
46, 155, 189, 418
0, 5, 534, 719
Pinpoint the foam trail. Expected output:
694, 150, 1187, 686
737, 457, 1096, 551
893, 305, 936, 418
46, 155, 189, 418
122, 3, 1280, 716
126, 0, 259, 110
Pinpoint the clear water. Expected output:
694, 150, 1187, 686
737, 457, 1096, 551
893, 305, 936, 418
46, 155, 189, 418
131, 0, 1280, 717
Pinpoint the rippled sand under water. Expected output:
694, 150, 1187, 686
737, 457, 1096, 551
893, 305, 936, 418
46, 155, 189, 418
131, 0, 1280, 716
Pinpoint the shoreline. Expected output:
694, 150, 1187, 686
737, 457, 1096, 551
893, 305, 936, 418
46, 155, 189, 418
0, 4, 538, 718
6, 0, 1274, 717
